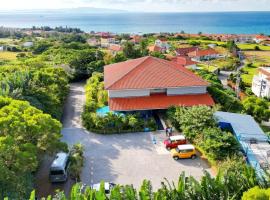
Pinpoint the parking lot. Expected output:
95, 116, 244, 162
35, 82, 211, 198
62, 128, 211, 190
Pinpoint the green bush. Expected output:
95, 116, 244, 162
69, 144, 84, 181
82, 73, 157, 134
168, 106, 239, 162
242, 186, 270, 200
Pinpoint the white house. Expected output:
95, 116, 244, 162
104, 56, 214, 112
100, 37, 116, 48
187, 48, 220, 62
252, 67, 270, 98
87, 38, 100, 47
253, 35, 270, 44
23, 41, 34, 48
155, 39, 170, 52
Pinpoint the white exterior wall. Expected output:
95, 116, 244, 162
252, 72, 270, 98
167, 86, 207, 95
109, 89, 150, 98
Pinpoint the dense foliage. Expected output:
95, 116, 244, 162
242, 186, 270, 200
69, 144, 84, 181
196, 70, 243, 112
168, 106, 239, 162
0, 97, 67, 199
25, 164, 269, 200
242, 96, 270, 122
0, 65, 69, 119
82, 73, 157, 134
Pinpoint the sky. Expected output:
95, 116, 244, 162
1, 0, 270, 12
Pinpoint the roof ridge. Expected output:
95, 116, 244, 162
106, 56, 151, 89
153, 57, 208, 85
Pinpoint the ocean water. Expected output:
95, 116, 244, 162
1, 11, 270, 34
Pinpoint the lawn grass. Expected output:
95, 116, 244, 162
188, 39, 226, 45
0, 38, 19, 44
241, 65, 258, 86
237, 44, 270, 51
0, 51, 18, 61
241, 51, 270, 86
197, 63, 218, 72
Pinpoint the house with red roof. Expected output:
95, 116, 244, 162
254, 35, 270, 44
108, 44, 123, 55
130, 35, 142, 44
171, 56, 198, 69
188, 48, 220, 61
155, 38, 170, 52
175, 47, 198, 56
104, 56, 214, 112
148, 45, 163, 53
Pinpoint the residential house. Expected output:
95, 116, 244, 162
87, 38, 100, 47
104, 56, 214, 112
175, 47, 198, 56
171, 56, 198, 69
101, 37, 116, 48
23, 41, 34, 48
252, 67, 270, 98
108, 44, 123, 55
234, 34, 255, 43
130, 35, 142, 44
253, 35, 270, 44
0, 46, 4, 51
148, 45, 163, 53
188, 48, 219, 61
155, 38, 170, 52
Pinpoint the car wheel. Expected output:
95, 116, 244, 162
191, 155, 196, 159
173, 156, 179, 160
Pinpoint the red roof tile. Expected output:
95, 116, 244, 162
104, 56, 208, 90
188, 48, 218, 57
171, 56, 197, 66
175, 47, 198, 56
109, 93, 215, 111
109, 44, 123, 52
148, 45, 162, 52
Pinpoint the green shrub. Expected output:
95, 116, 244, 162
69, 144, 84, 181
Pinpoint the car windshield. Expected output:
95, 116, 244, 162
50, 170, 64, 175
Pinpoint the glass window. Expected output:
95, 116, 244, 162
50, 170, 64, 175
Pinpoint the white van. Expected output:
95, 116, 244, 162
49, 152, 69, 183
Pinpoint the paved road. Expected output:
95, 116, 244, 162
35, 82, 210, 197
61, 82, 209, 190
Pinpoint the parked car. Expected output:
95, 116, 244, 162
170, 144, 196, 160
49, 152, 70, 183
164, 135, 187, 150
91, 182, 116, 194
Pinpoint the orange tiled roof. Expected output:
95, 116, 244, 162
109, 44, 123, 52
104, 56, 208, 90
148, 45, 162, 52
171, 56, 197, 66
175, 47, 198, 56
188, 48, 218, 57
109, 93, 214, 111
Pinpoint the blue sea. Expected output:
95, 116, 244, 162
1, 11, 270, 34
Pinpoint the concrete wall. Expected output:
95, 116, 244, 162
167, 86, 207, 95
109, 89, 150, 98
